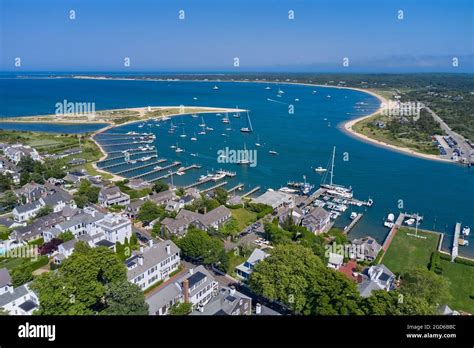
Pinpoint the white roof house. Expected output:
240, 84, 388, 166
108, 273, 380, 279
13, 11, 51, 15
252, 189, 294, 210
235, 249, 270, 280
327, 253, 344, 270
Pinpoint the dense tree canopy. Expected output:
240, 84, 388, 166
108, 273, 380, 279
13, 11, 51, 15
400, 268, 452, 306
31, 242, 147, 315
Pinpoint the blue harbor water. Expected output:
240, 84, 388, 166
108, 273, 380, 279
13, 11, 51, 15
1, 77, 473, 256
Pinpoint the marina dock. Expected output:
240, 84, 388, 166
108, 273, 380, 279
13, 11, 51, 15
452, 222, 461, 261
381, 213, 405, 253
130, 161, 181, 180
227, 183, 244, 194
151, 164, 201, 182
343, 213, 363, 234
99, 155, 158, 170
97, 150, 157, 164
242, 186, 261, 198
100, 141, 153, 147
201, 181, 228, 193
114, 159, 167, 175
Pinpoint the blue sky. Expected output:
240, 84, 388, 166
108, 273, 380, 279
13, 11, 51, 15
1, 0, 473, 72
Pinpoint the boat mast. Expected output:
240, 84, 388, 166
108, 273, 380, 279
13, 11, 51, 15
330, 146, 336, 186
247, 111, 253, 131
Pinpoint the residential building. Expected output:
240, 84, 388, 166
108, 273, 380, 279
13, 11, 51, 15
146, 265, 218, 315
252, 189, 294, 210
126, 240, 180, 290
95, 213, 132, 244
125, 179, 153, 191
327, 253, 344, 270
98, 186, 130, 207
160, 205, 231, 236
149, 189, 175, 206
301, 207, 331, 234
190, 286, 251, 315
351, 236, 382, 261
357, 264, 396, 298
14, 182, 46, 204
4, 144, 41, 165
125, 199, 146, 219
235, 249, 270, 280
12, 201, 43, 222
0, 269, 39, 315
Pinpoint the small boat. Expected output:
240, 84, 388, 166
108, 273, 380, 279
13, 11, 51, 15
170, 145, 176, 149
268, 150, 278, 155
314, 166, 327, 173
198, 131, 206, 135
222, 115, 230, 124
191, 114, 198, 118
216, 113, 222, 116
190, 133, 197, 141
175, 147, 184, 153
459, 237, 469, 246
179, 128, 187, 138
240, 111, 254, 133
326, 95, 331, 98
193, 97, 198, 100
384, 221, 394, 228
255, 135, 261, 147
295, 98, 299, 102
198, 175, 208, 181
176, 171, 185, 176
205, 126, 214, 131
405, 218, 416, 226
138, 124, 144, 128
350, 212, 358, 220
199, 117, 206, 127
462, 226, 471, 236
278, 88, 284, 94
213, 85, 219, 90
154, 166, 162, 170
190, 153, 198, 157
312, 90, 317, 95
140, 156, 151, 162
278, 187, 298, 194
265, 86, 272, 90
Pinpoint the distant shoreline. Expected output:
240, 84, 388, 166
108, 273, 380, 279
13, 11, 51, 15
1, 76, 448, 163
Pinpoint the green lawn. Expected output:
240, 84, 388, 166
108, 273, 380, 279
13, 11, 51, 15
226, 251, 246, 277
382, 227, 440, 274
230, 207, 258, 231
438, 259, 474, 313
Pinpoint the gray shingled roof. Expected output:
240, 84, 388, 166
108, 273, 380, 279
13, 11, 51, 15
126, 240, 180, 280
0, 268, 12, 288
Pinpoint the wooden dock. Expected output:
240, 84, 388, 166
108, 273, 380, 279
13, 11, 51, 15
114, 159, 167, 175
242, 186, 261, 198
99, 155, 158, 170
100, 140, 153, 147
131, 161, 181, 180
201, 181, 228, 193
150, 164, 201, 182
452, 222, 461, 261
227, 183, 244, 194
381, 213, 405, 252
343, 213, 363, 234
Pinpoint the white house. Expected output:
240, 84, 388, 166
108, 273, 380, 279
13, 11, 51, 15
327, 252, 344, 270
4, 144, 41, 165
95, 213, 132, 244
357, 264, 396, 298
252, 189, 294, 210
12, 201, 43, 222
126, 240, 181, 290
0, 268, 39, 315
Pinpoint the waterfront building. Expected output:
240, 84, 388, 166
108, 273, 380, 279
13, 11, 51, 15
351, 236, 382, 261
301, 207, 331, 234
253, 189, 294, 210
357, 264, 395, 298
98, 186, 130, 207
4, 144, 41, 165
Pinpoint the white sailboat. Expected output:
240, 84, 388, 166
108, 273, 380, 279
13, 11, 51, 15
191, 133, 197, 141
320, 146, 353, 198
213, 85, 219, 90
240, 111, 253, 133
255, 135, 261, 147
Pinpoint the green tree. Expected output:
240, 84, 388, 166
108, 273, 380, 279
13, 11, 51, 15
35, 205, 54, 218
214, 187, 228, 205
169, 302, 193, 315
0, 174, 13, 192
176, 228, 225, 265
362, 290, 436, 315
137, 200, 162, 224
152, 180, 169, 193
57, 230, 75, 242
400, 268, 451, 306
0, 191, 18, 211
103, 281, 149, 315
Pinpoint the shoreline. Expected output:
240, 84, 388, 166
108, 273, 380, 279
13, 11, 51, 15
1, 77, 448, 163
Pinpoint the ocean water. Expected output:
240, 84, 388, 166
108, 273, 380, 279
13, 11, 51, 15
1, 77, 473, 256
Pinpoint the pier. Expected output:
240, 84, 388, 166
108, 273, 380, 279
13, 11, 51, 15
114, 159, 167, 175
99, 155, 158, 170
100, 140, 153, 147
99, 149, 156, 159
227, 183, 244, 194
452, 222, 461, 261
95, 132, 150, 137
130, 161, 181, 180
242, 186, 261, 198
150, 164, 201, 182
201, 181, 228, 193
343, 213, 363, 234
381, 213, 405, 254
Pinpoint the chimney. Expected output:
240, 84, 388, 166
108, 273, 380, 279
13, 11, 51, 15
138, 256, 144, 266
189, 268, 194, 275
229, 286, 236, 296
140, 245, 144, 253
165, 243, 171, 255
183, 279, 189, 303
148, 239, 153, 248
255, 303, 262, 314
